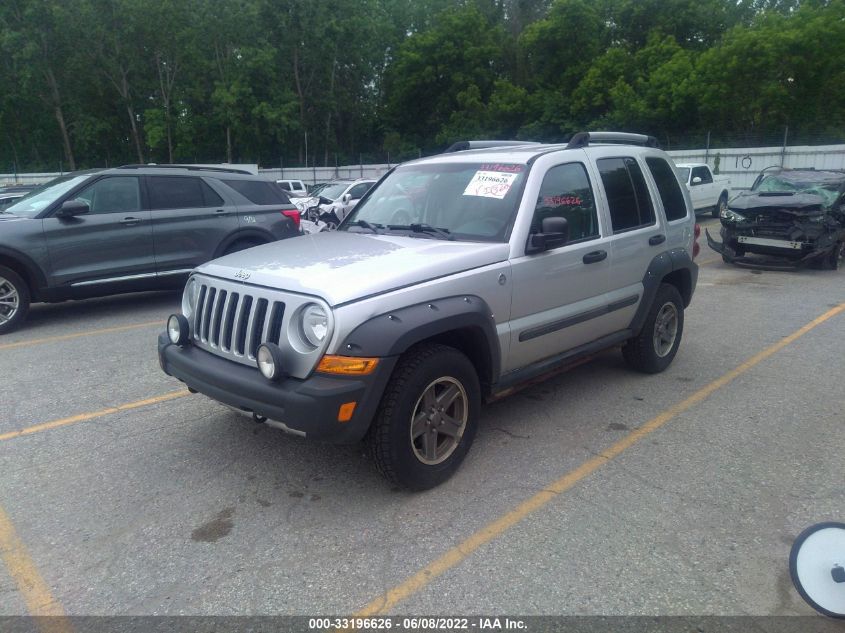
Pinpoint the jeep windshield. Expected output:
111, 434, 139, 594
3, 174, 91, 218
342, 162, 527, 242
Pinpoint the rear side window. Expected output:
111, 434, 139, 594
532, 163, 599, 242
223, 179, 291, 205
646, 157, 688, 221
597, 157, 656, 233
147, 176, 222, 210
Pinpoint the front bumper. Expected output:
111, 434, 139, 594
158, 333, 395, 443
706, 228, 829, 269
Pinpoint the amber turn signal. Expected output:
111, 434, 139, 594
316, 355, 379, 375
337, 402, 357, 422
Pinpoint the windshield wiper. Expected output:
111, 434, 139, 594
386, 223, 453, 240
347, 219, 383, 234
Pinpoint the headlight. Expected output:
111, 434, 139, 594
182, 276, 200, 318
720, 208, 746, 222
300, 303, 329, 348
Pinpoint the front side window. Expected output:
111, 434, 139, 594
647, 157, 688, 221
148, 176, 221, 210
691, 166, 712, 184
343, 162, 528, 241
74, 177, 141, 215
597, 157, 656, 233
531, 163, 599, 243
347, 183, 372, 199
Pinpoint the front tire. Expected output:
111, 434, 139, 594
822, 241, 844, 270
0, 265, 30, 335
622, 284, 684, 374
367, 343, 480, 490
713, 193, 728, 218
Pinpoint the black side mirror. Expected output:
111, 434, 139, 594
56, 199, 90, 217
527, 216, 569, 253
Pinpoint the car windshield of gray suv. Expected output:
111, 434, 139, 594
3, 174, 90, 218
342, 162, 527, 241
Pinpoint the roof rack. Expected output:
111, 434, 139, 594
443, 140, 541, 153
116, 164, 253, 175
566, 131, 659, 149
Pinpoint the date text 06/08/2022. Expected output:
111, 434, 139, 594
307, 617, 527, 630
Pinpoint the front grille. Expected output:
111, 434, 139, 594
186, 273, 331, 378
192, 281, 285, 361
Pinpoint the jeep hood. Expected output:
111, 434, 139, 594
198, 231, 509, 306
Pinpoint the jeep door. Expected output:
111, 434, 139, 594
146, 175, 239, 274
506, 161, 615, 372
644, 155, 693, 252
42, 175, 156, 287
592, 154, 664, 328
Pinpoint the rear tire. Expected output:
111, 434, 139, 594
223, 239, 263, 255
367, 343, 480, 490
622, 284, 684, 374
0, 265, 30, 335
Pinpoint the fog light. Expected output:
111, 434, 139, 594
167, 314, 190, 346
257, 343, 286, 381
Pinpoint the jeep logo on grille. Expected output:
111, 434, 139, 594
234, 270, 251, 280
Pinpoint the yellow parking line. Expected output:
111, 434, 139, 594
0, 390, 190, 442
697, 255, 720, 266
356, 302, 845, 615
0, 320, 162, 352
0, 504, 72, 631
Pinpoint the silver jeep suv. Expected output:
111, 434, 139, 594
159, 132, 700, 490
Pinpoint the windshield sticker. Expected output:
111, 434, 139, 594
463, 171, 518, 199
480, 163, 524, 173
541, 195, 583, 207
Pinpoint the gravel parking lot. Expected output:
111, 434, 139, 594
1, 217, 844, 619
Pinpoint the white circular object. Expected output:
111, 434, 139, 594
790, 522, 845, 618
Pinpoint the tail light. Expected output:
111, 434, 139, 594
693, 223, 701, 259
282, 209, 301, 231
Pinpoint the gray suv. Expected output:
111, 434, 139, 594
0, 165, 300, 333
158, 133, 700, 489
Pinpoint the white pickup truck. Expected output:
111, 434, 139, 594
675, 163, 731, 218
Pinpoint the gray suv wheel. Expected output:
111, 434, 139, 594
0, 265, 30, 335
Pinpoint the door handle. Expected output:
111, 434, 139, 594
649, 234, 666, 246
215, 208, 225, 213
582, 250, 607, 264
120, 216, 142, 226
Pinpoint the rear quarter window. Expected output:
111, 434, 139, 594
646, 157, 688, 221
222, 179, 291, 205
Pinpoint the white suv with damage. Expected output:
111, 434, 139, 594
159, 132, 700, 490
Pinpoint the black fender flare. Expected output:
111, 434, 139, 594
0, 246, 48, 298
214, 228, 275, 257
629, 249, 698, 335
340, 295, 502, 385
